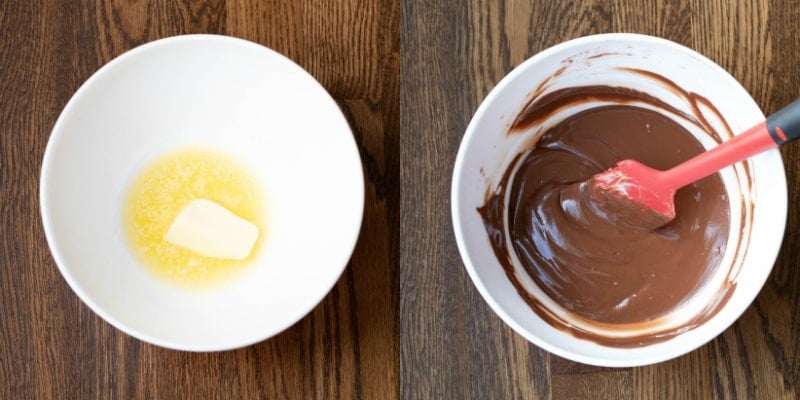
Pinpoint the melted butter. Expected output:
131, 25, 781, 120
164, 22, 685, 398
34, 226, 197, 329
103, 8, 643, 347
123, 147, 266, 288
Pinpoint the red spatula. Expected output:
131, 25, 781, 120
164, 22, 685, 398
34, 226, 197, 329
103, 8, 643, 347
591, 99, 800, 229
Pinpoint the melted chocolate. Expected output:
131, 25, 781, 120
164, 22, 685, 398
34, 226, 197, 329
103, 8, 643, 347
478, 78, 749, 346
482, 104, 730, 324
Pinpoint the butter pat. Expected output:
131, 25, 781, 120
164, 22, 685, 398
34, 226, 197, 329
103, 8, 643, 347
165, 199, 259, 260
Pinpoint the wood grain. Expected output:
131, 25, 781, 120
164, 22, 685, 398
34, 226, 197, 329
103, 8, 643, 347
0, 0, 398, 398
4, 0, 800, 398
401, 0, 800, 399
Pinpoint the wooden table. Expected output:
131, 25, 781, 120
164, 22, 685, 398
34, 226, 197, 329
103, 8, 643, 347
2, 1, 798, 399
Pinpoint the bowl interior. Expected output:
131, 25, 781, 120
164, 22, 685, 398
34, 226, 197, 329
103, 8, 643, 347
41, 35, 364, 351
452, 34, 786, 366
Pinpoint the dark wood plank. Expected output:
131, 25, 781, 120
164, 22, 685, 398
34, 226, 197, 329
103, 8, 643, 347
225, 0, 303, 61
400, 1, 561, 399
634, 347, 716, 399
552, 371, 633, 400
0, 0, 399, 398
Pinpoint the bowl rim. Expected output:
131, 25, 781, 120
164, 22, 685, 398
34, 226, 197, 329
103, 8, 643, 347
451, 32, 787, 367
39, 34, 365, 351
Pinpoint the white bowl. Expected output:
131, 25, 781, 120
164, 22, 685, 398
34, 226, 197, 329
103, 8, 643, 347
452, 33, 786, 366
40, 35, 364, 351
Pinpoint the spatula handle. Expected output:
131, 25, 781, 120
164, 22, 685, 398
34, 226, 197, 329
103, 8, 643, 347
660, 100, 800, 190
767, 98, 800, 144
